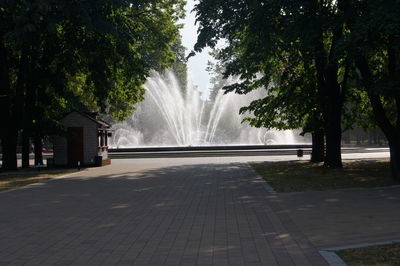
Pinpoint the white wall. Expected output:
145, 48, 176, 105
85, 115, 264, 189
53, 112, 99, 166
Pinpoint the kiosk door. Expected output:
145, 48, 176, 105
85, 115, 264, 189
67, 127, 84, 166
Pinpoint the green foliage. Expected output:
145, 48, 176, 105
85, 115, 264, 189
194, 0, 328, 135
169, 36, 188, 92
0, 0, 186, 169
194, 0, 398, 135
206, 60, 229, 103
194, 0, 400, 173
343, 0, 400, 127
1, 0, 186, 129
171, 36, 188, 88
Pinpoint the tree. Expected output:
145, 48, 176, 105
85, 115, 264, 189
345, 0, 400, 180
0, 0, 185, 170
170, 37, 188, 91
239, 51, 326, 162
193, 0, 350, 167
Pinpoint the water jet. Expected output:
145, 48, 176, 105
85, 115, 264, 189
111, 71, 304, 148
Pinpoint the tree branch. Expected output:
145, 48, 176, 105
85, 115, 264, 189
355, 53, 395, 137
396, 95, 400, 131
340, 57, 350, 107
388, 36, 397, 77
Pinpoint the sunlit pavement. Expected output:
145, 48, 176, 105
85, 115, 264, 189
0, 151, 396, 265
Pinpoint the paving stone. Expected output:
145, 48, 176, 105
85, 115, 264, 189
0, 158, 331, 265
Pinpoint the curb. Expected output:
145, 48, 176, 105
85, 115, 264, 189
245, 162, 277, 194
319, 250, 347, 266
282, 184, 400, 196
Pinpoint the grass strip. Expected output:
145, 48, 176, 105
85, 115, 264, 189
0, 170, 75, 192
250, 159, 397, 192
336, 243, 400, 266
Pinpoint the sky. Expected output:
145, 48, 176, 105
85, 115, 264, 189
179, 0, 213, 97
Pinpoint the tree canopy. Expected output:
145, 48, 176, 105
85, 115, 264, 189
193, 0, 400, 179
0, 0, 186, 169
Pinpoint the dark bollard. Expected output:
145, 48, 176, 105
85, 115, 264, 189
77, 161, 81, 171
297, 149, 304, 159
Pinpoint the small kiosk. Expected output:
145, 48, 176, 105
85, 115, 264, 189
53, 111, 112, 167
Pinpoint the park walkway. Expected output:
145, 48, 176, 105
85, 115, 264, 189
0, 158, 329, 265
279, 184, 400, 249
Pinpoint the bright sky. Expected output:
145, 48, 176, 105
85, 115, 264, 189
179, 0, 213, 96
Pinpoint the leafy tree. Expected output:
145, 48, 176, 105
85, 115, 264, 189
170, 36, 188, 91
194, 0, 400, 179
208, 49, 326, 162
344, 0, 400, 180
206, 60, 229, 103
239, 52, 326, 162
193, 0, 351, 167
0, 0, 185, 170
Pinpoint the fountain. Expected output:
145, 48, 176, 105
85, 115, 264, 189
111, 70, 303, 147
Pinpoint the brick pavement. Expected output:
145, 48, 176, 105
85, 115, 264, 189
278, 186, 400, 249
0, 159, 328, 265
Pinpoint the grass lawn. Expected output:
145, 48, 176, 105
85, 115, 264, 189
336, 243, 400, 266
0, 169, 75, 192
250, 158, 398, 192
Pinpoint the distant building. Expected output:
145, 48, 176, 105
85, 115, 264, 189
53, 111, 112, 167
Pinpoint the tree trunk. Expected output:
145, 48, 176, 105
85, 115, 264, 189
313, 29, 343, 168
354, 53, 400, 180
0, 34, 17, 170
2, 129, 18, 170
324, 104, 343, 167
388, 138, 400, 181
320, 72, 343, 168
2, 44, 29, 170
311, 130, 325, 162
324, 128, 342, 167
34, 136, 43, 166
21, 132, 30, 168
